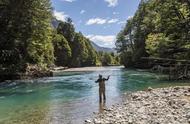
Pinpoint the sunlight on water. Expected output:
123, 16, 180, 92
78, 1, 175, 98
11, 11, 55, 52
0, 66, 189, 124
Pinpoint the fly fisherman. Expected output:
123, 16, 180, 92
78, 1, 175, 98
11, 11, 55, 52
95, 75, 110, 103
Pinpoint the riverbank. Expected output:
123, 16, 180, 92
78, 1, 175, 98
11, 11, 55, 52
85, 86, 190, 124
0, 70, 53, 82
0, 66, 123, 82
53, 66, 123, 72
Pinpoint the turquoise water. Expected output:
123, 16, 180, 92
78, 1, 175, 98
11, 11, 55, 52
0, 66, 189, 124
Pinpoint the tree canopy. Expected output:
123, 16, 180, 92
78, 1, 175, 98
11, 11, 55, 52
0, 0, 120, 76
0, 0, 54, 72
116, 0, 190, 68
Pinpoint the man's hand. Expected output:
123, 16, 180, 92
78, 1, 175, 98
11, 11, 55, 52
107, 75, 110, 80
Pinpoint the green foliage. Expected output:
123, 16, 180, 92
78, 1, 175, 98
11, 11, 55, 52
0, 0, 54, 71
71, 32, 98, 67
55, 18, 101, 67
0, 0, 124, 77
71, 32, 88, 67
53, 33, 71, 66
101, 53, 112, 66
57, 18, 75, 43
84, 38, 100, 66
98, 52, 120, 66
120, 51, 133, 68
116, 0, 190, 68
146, 33, 171, 58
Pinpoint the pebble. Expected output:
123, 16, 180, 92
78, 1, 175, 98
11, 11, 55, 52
86, 86, 190, 124
148, 87, 153, 91
85, 119, 92, 123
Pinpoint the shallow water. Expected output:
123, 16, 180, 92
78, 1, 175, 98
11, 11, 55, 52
0, 66, 189, 124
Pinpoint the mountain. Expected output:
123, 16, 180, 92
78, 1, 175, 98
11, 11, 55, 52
90, 41, 116, 53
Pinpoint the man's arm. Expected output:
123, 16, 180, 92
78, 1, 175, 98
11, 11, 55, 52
95, 79, 99, 83
104, 75, 110, 81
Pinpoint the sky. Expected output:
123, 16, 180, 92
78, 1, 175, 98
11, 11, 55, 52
52, 0, 141, 48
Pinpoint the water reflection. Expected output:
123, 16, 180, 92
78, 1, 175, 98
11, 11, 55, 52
99, 102, 106, 113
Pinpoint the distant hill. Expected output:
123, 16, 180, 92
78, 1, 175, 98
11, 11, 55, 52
90, 41, 116, 53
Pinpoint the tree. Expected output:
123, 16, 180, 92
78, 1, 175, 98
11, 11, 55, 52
84, 38, 100, 66
71, 32, 92, 67
146, 33, 172, 58
0, 0, 54, 72
25, 0, 54, 66
53, 33, 71, 66
116, 0, 190, 68
57, 18, 75, 43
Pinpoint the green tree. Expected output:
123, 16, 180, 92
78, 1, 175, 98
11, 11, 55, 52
26, 0, 54, 66
146, 33, 172, 58
84, 38, 99, 66
71, 32, 89, 67
57, 18, 75, 43
0, 0, 54, 71
116, 0, 190, 68
53, 33, 71, 66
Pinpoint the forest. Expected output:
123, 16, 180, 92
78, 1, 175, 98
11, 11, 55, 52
2, 0, 190, 78
116, 0, 190, 68
0, 0, 120, 78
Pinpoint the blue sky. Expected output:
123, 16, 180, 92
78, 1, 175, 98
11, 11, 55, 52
52, 0, 140, 48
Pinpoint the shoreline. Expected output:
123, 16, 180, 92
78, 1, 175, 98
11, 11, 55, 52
52, 66, 124, 72
85, 86, 190, 124
0, 71, 53, 83
0, 66, 123, 82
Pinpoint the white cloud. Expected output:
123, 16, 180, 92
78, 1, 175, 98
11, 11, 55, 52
53, 10, 68, 22
86, 18, 119, 25
60, 0, 75, 2
117, 16, 133, 25
80, 10, 86, 14
105, 0, 118, 7
127, 15, 133, 20
118, 21, 126, 24
113, 12, 119, 15
86, 34, 116, 48
86, 18, 107, 25
108, 19, 119, 24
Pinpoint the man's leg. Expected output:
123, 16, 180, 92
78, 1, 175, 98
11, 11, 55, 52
99, 89, 102, 103
103, 90, 106, 102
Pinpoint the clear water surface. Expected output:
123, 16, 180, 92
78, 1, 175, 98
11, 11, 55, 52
0, 66, 189, 124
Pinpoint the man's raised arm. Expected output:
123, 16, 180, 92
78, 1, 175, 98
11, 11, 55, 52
105, 75, 110, 81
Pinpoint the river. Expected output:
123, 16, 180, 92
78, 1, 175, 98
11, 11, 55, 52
0, 66, 189, 124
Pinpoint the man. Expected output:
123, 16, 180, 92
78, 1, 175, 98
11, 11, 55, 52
95, 75, 110, 103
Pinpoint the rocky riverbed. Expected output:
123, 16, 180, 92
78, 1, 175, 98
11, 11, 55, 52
85, 86, 190, 124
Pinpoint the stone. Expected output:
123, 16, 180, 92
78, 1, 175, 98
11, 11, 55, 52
132, 94, 139, 99
128, 118, 133, 124
186, 112, 190, 119
174, 87, 180, 91
148, 87, 153, 92
188, 88, 190, 92
87, 87, 190, 124
85, 119, 92, 123
94, 119, 102, 124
